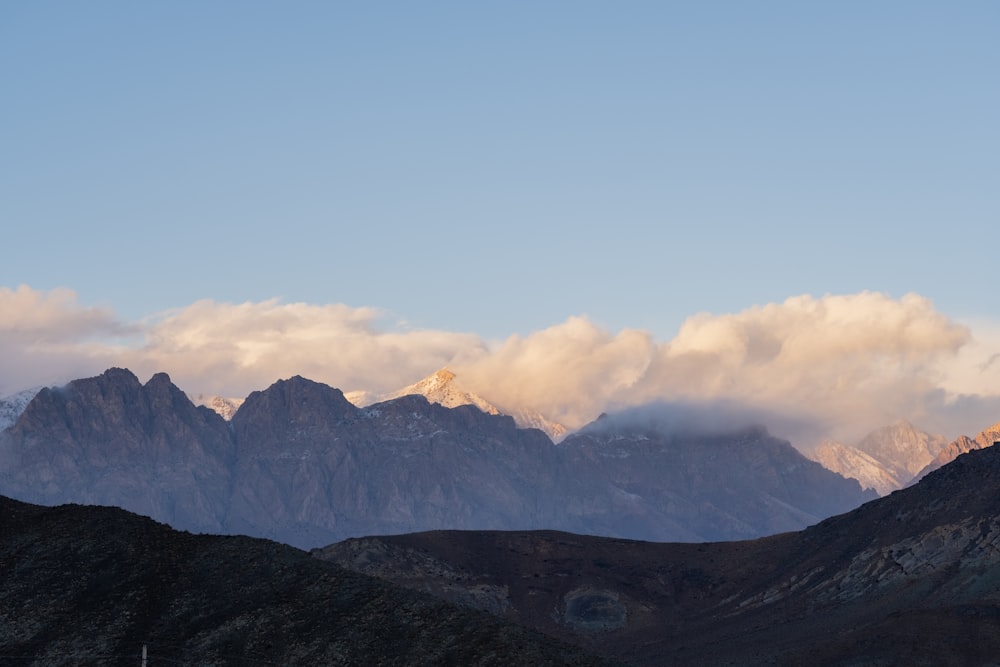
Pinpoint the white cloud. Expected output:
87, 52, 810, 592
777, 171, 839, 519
118, 299, 487, 398
0, 285, 128, 342
456, 316, 656, 426
2, 286, 998, 447
0, 286, 130, 393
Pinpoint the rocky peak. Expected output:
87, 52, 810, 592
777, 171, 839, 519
855, 419, 947, 478
912, 421, 1000, 482
385, 368, 501, 416
376, 368, 568, 441
231, 375, 359, 451
810, 440, 900, 496
0, 387, 42, 431
190, 394, 245, 420
8, 369, 230, 459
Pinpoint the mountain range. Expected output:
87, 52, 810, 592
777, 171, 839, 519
5, 428, 1000, 665
0, 368, 873, 548
7, 369, 995, 493
813, 419, 1000, 495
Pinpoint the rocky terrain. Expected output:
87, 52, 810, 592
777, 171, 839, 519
0, 368, 874, 549
0, 495, 616, 666
318, 443, 1000, 666
189, 393, 245, 420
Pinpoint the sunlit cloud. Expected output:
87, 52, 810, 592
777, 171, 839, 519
118, 299, 488, 398
2, 285, 998, 448
0, 285, 131, 392
456, 316, 656, 427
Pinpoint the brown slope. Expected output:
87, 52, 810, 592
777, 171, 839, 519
317, 444, 1000, 666
0, 495, 619, 667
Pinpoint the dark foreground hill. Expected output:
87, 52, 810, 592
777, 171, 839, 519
317, 444, 1000, 667
0, 368, 873, 548
0, 495, 617, 666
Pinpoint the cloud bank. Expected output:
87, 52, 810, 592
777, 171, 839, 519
1, 285, 997, 447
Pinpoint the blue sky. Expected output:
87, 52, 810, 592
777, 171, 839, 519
2, 3, 999, 442
4, 2, 997, 337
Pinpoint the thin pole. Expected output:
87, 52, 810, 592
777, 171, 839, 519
141, 644, 147, 667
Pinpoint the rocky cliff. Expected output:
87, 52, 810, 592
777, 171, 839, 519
0, 369, 234, 534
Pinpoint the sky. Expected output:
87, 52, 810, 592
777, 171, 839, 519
2, 3, 999, 447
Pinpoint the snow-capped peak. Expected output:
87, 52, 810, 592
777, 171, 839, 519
189, 394, 245, 421
0, 387, 43, 431
384, 369, 501, 416
364, 368, 568, 441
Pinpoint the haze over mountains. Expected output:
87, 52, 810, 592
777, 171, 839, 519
0, 368, 874, 549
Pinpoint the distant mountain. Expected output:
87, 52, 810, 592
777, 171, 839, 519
0, 495, 614, 666
356, 368, 568, 442
811, 420, 948, 495
318, 444, 1000, 666
0, 369, 235, 536
811, 440, 900, 495
189, 393, 245, 420
556, 413, 875, 541
0, 368, 873, 549
383, 368, 502, 415
0, 387, 39, 431
911, 421, 1000, 482
855, 419, 949, 478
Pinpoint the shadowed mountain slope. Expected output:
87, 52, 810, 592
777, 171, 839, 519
317, 445, 1000, 666
0, 368, 872, 548
0, 495, 617, 666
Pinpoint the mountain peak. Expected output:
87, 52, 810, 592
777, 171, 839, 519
377, 369, 569, 441
434, 368, 456, 383
385, 369, 501, 416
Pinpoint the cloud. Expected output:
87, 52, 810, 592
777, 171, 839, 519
2, 286, 997, 449
0, 286, 131, 393
117, 299, 488, 398
623, 292, 974, 441
456, 316, 656, 426
0, 285, 129, 343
